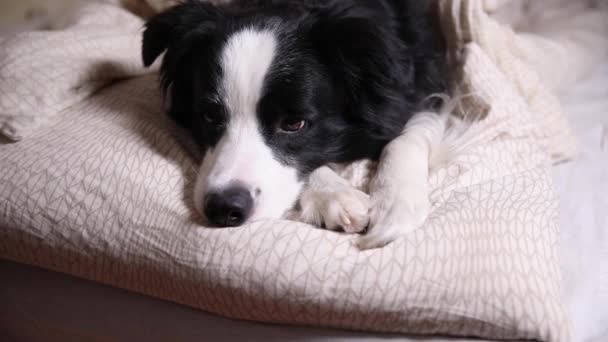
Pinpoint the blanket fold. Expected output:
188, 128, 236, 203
0, 3, 150, 141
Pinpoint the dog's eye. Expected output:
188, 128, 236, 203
203, 112, 220, 125
278, 118, 307, 133
201, 103, 225, 127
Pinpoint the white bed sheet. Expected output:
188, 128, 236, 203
555, 62, 608, 342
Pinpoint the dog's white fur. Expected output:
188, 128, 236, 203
193, 28, 303, 221
299, 164, 372, 234
298, 99, 456, 249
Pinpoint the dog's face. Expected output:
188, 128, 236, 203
142, 1, 434, 227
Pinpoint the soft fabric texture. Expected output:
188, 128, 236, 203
2, 0, 600, 340
555, 61, 608, 342
0, 3, 148, 141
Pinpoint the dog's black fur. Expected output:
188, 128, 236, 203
142, 0, 446, 177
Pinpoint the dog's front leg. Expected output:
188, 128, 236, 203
297, 163, 371, 234
357, 110, 447, 249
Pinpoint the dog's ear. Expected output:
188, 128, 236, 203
142, 1, 220, 67
305, 11, 410, 101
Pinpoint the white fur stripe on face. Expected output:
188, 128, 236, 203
193, 28, 303, 222
220, 28, 277, 117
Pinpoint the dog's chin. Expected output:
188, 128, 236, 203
251, 184, 304, 222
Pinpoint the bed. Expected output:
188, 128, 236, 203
1, 60, 606, 342
0, 1, 606, 341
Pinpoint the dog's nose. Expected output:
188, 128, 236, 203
204, 187, 253, 227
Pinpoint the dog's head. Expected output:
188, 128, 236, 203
142, 1, 439, 227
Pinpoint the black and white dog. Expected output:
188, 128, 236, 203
142, 0, 448, 249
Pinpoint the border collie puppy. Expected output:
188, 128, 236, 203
142, 0, 447, 249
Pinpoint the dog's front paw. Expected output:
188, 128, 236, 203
356, 183, 430, 250
299, 184, 370, 234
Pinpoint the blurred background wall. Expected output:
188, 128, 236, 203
0, 0, 88, 34
0, 0, 166, 34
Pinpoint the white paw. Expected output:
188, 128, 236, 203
299, 185, 370, 234
356, 183, 430, 250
